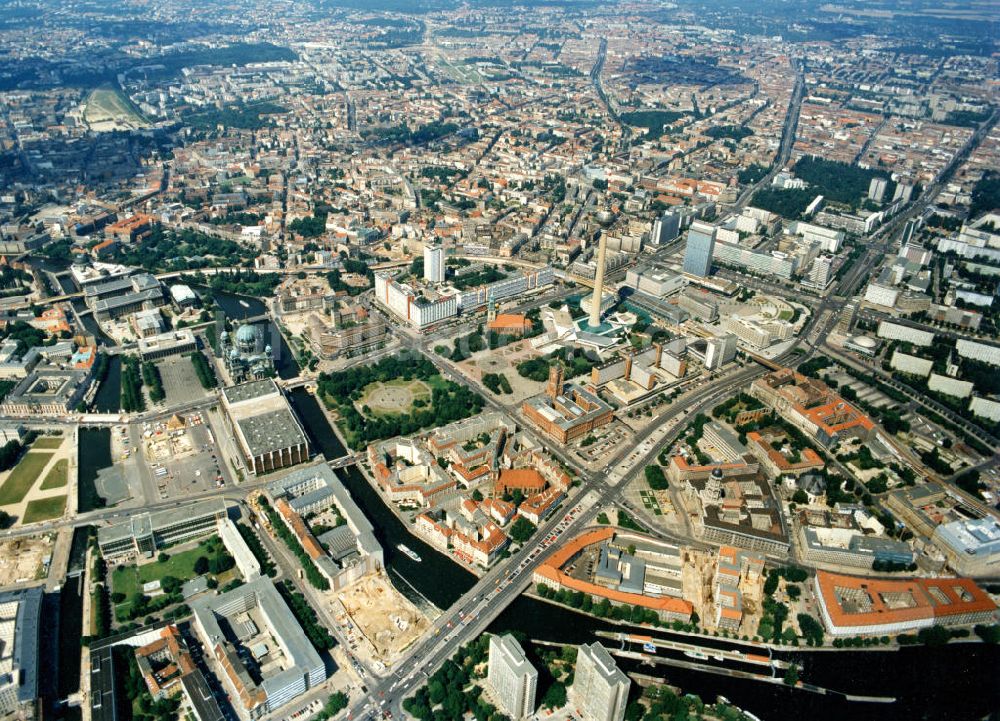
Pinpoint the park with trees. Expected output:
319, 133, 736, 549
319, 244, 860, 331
317, 355, 485, 449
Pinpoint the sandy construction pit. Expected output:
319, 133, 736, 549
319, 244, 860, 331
0, 535, 55, 586
338, 575, 430, 664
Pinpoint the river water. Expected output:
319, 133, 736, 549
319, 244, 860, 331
62, 282, 1000, 721
286, 389, 1000, 721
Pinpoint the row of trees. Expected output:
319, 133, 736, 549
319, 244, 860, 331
260, 498, 329, 590
276, 581, 336, 651
141, 362, 165, 404
235, 522, 276, 576
120, 356, 146, 413
189, 351, 217, 389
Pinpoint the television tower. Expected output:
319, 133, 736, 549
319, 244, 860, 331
588, 232, 609, 329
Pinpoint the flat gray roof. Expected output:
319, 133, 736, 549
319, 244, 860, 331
223, 378, 280, 405
236, 408, 308, 457
92, 288, 165, 314
267, 464, 381, 559
0, 586, 42, 705
97, 499, 226, 547
191, 578, 323, 702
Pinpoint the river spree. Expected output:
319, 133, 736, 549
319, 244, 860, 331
288, 388, 477, 609
287, 386, 1000, 721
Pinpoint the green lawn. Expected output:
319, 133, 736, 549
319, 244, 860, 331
0, 453, 53, 505
427, 374, 452, 393
40, 459, 68, 490
358, 378, 432, 419
111, 542, 224, 602
32, 437, 64, 450
22, 495, 66, 523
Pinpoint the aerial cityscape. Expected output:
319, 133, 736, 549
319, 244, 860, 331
0, 0, 997, 720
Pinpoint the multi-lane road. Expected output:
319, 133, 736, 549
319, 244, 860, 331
345, 356, 777, 721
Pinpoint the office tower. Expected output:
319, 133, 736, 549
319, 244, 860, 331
835, 299, 858, 335
589, 233, 609, 328
705, 333, 737, 370
571, 643, 630, 721
651, 211, 681, 246
682, 222, 716, 277
809, 254, 833, 288
423, 245, 445, 283
487, 634, 537, 720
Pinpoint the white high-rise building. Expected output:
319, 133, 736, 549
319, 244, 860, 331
487, 634, 537, 719
808, 254, 834, 288
705, 333, 738, 369
571, 643, 630, 721
424, 245, 445, 283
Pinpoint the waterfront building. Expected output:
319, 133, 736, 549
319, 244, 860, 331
570, 643, 630, 721
487, 634, 537, 720
220, 378, 309, 476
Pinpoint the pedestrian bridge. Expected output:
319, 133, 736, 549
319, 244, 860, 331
327, 454, 360, 470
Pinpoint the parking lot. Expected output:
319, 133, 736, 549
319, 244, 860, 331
576, 420, 632, 466
140, 414, 226, 500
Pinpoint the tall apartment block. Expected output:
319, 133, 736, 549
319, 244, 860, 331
487, 634, 537, 719
571, 642, 630, 721
423, 244, 445, 283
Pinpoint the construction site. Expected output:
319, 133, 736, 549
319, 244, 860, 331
0, 534, 55, 586
333, 574, 430, 668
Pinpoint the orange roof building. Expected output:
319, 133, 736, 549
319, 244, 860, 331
452, 521, 509, 567
274, 498, 325, 560
30, 306, 71, 335
533, 528, 693, 622
751, 368, 875, 447
107, 213, 153, 243
487, 313, 532, 335
746, 431, 825, 478
495, 468, 547, 497
814, 570, 997, 636
518, 487, 565, 525
134, 626, 198, 700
